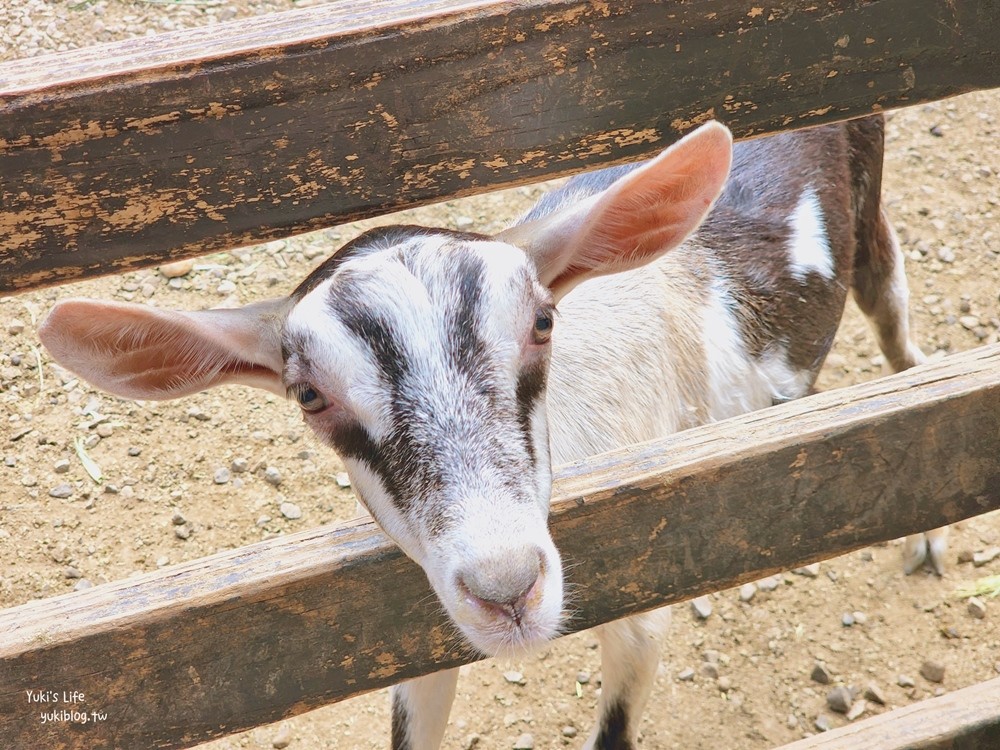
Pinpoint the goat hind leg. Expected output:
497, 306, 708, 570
853, 210, 947, 575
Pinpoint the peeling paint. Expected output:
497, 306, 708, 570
670, 108, 716, 132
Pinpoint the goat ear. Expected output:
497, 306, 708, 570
38, 297, 292, 400
500, 121, 732, 300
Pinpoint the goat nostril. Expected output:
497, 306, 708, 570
457, 553, 543, 624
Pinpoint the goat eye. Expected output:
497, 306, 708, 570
533, 307, 554, 344
294, 384, 327, 413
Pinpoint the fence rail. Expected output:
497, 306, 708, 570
2, 343, 999, 749
2, 0, 999, 293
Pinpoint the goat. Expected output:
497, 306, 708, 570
39, 116, 944, 749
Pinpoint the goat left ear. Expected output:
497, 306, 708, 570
500, 121, 733, 300
38, 297, 291, 400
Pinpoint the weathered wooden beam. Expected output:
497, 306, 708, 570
2, 0, 999, 294
779, 676, 1000, 750
2, 343, 999, 749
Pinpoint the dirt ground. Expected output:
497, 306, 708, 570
2, 2, 999, 749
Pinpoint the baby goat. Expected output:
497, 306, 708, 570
40, 117, 943, 749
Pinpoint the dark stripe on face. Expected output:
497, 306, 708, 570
595, 700, 631, 750
318, 238, 540, 522
390, 690, 410, 750
447, 252, 488, 380
515, 360, 547, 466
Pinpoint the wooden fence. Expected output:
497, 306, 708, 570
2, 1, 999, 749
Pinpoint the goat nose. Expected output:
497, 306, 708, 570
457, 548, 543, 624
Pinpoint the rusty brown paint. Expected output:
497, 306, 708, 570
1, 0, 998, 295
1, 344, 999, 749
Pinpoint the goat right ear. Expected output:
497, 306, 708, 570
501, 121, 732, 301
38, 297, 292, 400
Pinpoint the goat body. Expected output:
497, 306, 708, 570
39, 117, 940, 749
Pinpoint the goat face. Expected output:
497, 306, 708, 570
283, 227, 565, 654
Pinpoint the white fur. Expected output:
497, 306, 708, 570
787, 188, 835, 282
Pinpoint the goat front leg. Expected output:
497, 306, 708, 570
391, 668, 460, 750
584, 608, 671, 750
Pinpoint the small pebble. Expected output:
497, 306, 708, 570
814, 715, 832, 732
852, 610, 868, 625
172, 512, 186, 526
280, 502, 302, 520
897, 674, 915, 688
463, 734, 481, 750
64, 566, 82, 579
920, 660, 945, 684
265, 466, 283, 486
717, 676, 732, 692
973, 547, 1000, 566
74, 579, 94, 592
271, 722, 293, 749
512, 733, 533, 750
561, 726, 577, 738
175, 525, 191, 540
846, 699, 867, 721
335, 472, 351, 488
677, 667, 695, 682
216, 280, 237, 295
929, 124, 944, 137
213, 468, 231, 485
231, 457, 249, 473
97, 424, 113, 440
575, 671, 590, 685
128, 446, 142, 457
7, 319, 25, 335
701, 662, 720, 679
968, 596, 987, 619
842, 612, 855, 627
503, 670, 526, 686
793, 563, 820, 578
757, 575, 780, 592
54, 459, 71, 474
827, 685, 853, 714
691, 595, 713, 620
739, 582, 757, 602
811, 663, 833, 685
49, 483, 73, 499
864, 683, 886, 705
159, 259, 195, 278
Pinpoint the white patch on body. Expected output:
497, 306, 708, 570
756, 345, 813, 402
702, 279, 774, 420
787, 187, 834, 282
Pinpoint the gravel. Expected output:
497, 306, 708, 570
863, 683, 886, 705
691, 595, 713, 620
810, 663, 833, 685
265, 466, 283, 486
826, 686, 853, 714
280, 502, 302, 520
968, 597, 987, 619
920, 660, 946, 684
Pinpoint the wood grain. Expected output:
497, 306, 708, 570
2, 343, 999, 749
2, 0, 999, 293
780, 677, 1000, 750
